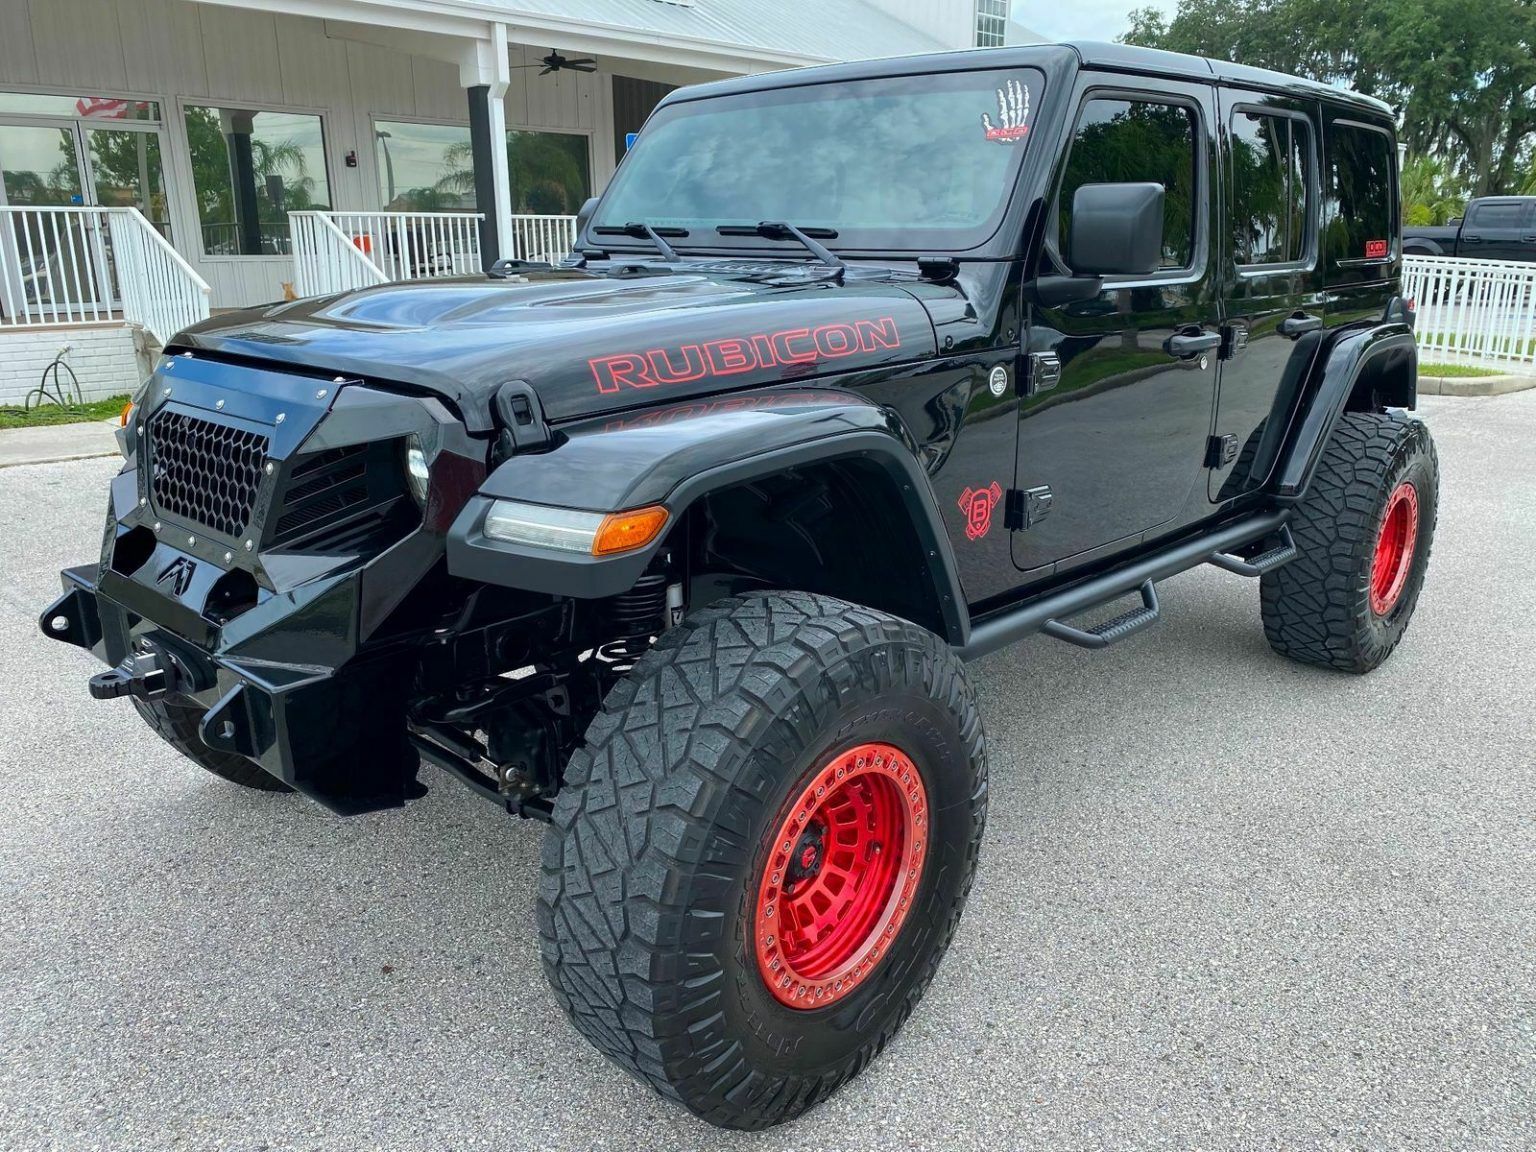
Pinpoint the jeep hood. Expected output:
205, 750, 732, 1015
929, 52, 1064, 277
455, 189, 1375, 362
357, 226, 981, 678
177, 269, 938, 429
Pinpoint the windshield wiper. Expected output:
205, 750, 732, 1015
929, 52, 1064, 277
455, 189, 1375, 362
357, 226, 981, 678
591, 221, 686, 262
716, 221, 846, 274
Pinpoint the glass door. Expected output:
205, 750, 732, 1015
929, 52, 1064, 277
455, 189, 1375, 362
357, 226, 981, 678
83, 126, 171, 239
0, 121, 97, 320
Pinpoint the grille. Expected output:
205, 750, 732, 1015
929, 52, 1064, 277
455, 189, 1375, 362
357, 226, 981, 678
267, 439, 411, 552
148, 410, 270, 539
273, 445, 370, 540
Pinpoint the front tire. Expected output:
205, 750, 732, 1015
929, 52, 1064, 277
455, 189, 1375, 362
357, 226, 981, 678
538, 592, 988, 1130
1261, 411, 1438, 672
133, 697, 293, 792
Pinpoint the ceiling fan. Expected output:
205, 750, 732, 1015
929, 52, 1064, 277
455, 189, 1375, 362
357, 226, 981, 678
515, 50, 598, 75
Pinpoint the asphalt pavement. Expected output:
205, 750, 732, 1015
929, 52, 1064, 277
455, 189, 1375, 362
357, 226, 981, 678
0, 392, 1532, 1151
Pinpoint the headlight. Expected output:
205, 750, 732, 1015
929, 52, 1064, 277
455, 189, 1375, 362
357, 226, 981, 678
483, 500, 668, 556
404, 436, 430, 506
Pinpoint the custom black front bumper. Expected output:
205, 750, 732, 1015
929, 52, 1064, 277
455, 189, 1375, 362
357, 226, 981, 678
38, 352, 486, 814
41, 562, 420, 814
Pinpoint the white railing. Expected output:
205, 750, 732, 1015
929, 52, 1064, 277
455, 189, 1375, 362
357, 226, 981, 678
0, 206, 210, 345
1404, 254, 1536, 368
509, 214, 577, 264
290, 212, 390, 297
289, 210, 579, 298
319, 211, 484, 284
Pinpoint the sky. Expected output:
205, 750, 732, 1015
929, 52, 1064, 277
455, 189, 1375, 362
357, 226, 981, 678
1016, 0, 1178, 44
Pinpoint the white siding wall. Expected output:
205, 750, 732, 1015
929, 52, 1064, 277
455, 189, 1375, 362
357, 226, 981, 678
0, 0, 615, 307
863, 0, 977, 48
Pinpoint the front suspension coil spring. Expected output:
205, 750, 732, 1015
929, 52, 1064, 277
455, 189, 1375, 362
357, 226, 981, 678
596, 573, 669, 667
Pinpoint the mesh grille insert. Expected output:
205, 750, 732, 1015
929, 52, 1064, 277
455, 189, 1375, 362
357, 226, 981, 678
148, 410, 269, 539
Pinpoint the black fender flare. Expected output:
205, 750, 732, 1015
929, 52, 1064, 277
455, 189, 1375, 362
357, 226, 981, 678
1272, 322, 1417, 503
446, 389, 970, 646
1402, 239, 1445, 257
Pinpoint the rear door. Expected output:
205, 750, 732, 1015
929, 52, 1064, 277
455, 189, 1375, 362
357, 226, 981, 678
1013, 76, 1221, 578
1208, 89, 1325, 502
1459, 199, 1534, 261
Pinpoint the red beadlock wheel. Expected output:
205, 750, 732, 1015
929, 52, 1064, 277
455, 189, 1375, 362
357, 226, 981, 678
1370, 481, 1420, 616
754, 741, 929, 1009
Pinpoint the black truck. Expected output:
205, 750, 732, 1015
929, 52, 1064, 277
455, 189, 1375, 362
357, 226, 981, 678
40, 42, 1435, 1130
1404, 195, 1536, 260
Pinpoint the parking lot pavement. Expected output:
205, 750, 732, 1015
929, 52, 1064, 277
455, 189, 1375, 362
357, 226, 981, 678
1, 392, 1532, 1151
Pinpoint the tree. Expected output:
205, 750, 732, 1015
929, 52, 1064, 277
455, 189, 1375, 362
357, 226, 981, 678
1122, 0, 1536, 197
1400, 154, 1468, 225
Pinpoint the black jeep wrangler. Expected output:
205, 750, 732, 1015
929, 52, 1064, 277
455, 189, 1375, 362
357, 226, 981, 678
41, 42, 1435, 1130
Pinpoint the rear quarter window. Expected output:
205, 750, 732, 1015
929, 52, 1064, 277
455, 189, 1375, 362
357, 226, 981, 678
1324, 120, 1396, 266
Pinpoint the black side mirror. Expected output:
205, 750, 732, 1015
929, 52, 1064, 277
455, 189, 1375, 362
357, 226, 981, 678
1068, 182, 1165, 277
575, 196, 600, 239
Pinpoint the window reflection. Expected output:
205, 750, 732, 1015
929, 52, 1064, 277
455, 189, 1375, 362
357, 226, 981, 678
1058, 98, 1198, 271
183, 105, 329, 255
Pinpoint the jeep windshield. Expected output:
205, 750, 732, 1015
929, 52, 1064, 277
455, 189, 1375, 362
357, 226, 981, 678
592, 68, 1043, 255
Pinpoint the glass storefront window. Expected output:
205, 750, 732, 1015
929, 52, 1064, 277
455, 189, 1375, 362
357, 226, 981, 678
374, 121, 476, 212
507, 130, 590, 214
0, 91, 159, 121
183, 105, 329, 256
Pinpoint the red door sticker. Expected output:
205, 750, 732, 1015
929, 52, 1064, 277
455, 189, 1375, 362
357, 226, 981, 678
1365, 239, 1389, 259
957, 483, 1003, 541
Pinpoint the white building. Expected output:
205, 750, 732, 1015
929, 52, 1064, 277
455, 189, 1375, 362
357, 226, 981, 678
0, 0, 1037, 401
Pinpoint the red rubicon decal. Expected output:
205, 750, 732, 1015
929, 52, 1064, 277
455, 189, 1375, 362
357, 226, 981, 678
957, 482, 1003, 541
588, 317, 901, 393
1365, 239, 1389, 259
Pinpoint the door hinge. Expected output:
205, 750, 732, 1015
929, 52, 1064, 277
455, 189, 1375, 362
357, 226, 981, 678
1205, 433, 1239, 468
1004, 484, 1053, 531
1025, 352, 1061, 395
1220, 324, 1249, 360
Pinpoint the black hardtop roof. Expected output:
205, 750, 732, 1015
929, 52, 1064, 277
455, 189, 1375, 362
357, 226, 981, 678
663, 40, 1395, 121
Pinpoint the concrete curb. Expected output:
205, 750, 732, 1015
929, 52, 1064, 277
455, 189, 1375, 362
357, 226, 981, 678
1418, 373, 1536, 397
0, 419, 121, 469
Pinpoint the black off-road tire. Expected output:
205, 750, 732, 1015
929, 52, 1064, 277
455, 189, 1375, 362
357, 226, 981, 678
1261, 411, 1438, 672
538, 591, 988, 1130
132, 697, 293, 792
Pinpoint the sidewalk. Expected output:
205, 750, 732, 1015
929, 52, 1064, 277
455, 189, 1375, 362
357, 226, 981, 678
0, 420, 122, 469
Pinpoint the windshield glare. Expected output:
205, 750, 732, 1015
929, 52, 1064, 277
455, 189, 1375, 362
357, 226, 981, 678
594, 69, 1043, 253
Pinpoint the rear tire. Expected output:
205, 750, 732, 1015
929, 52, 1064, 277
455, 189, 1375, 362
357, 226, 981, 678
1261, 411, 1438, 672
538, 591, 988, 1130
133, 697, 293, 792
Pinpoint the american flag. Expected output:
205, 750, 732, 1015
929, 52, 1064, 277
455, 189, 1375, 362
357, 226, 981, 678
74, 97, 144, 120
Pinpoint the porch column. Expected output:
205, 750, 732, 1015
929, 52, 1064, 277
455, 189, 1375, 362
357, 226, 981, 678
221, 110, 262, 257
461, 24, 514, 270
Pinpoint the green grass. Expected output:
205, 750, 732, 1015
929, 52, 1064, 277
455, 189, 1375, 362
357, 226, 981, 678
1419, 361, 1502, 379
0, 394, 131, 430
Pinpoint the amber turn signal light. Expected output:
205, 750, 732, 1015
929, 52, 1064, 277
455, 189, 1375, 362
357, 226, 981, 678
119, 401, 134, 427
593, 506, 669, 556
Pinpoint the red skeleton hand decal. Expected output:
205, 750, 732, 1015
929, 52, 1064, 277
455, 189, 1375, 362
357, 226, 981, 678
957, 482, 1004, 541
981, 80, 1029, 143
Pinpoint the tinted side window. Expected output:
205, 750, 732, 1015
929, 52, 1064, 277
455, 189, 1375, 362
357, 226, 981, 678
1230, 111, 1312, 265
1059, 97, 1198, 270
1325, 122, 1395, 262
1467, 202, 1527, 228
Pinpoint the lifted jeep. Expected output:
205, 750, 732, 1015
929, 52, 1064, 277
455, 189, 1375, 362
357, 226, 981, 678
40, 42, 1435, 1130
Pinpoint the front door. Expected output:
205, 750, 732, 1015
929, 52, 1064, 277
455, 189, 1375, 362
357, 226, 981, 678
1014, 77, 1221, 578
1208, 89, 1325, 503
